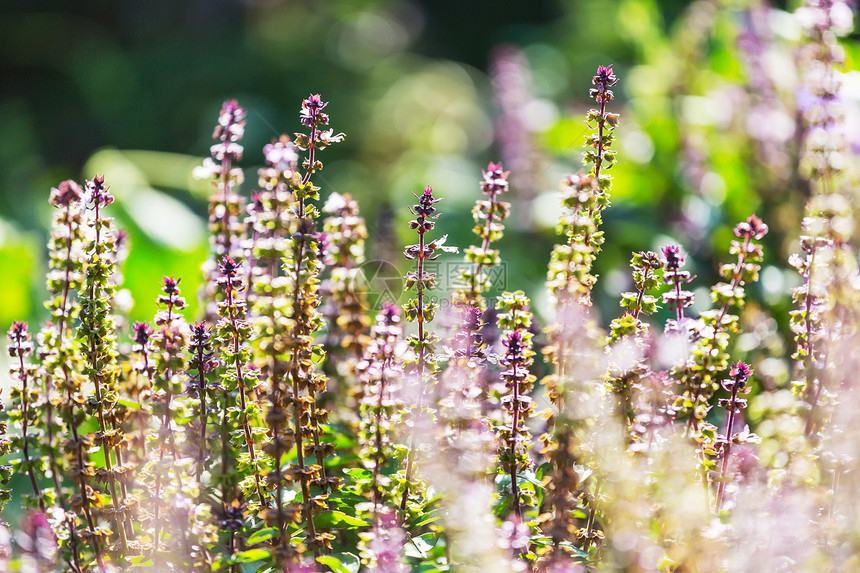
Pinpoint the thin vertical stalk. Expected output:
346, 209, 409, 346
400, 226, 425, 514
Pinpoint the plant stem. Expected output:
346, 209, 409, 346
225, 273, 267, 506
288, 195, 321, 557
292, 373, 320, 559
468, 185, 500, 305
582, 480, 601, 552
220, 390, 238, 573
372, 367, 388, 515
86, 199, 128, 554
687, 234, 752, 432
153, 299, 185, 553
66, 379, 106, 573
18, 349, 44, 510
714, 385, 740, 513
196, 344, 208, 484
400, 225, 426, 514
673, 274, 685, 322
578, 97, 608, 274
631, 267, 652, 321
802, 244, 821, 437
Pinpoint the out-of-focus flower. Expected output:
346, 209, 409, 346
49, 179, 84, 208
264, 135, 299, 173
734, 214, 769, 240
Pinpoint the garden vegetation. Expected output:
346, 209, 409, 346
2, 1, 859, 571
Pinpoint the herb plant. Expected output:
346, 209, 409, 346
3, 16, 860, 571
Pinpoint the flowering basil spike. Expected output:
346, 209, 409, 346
675, 214, 768, 431
494, 291, 535, 526
539, 65, 621, 565
7, 321, 39, 511
197, 100, 249, 321
399, 184, 457, 514
546, 65, 619, 307
270, 93, 343, 560
320, 192, 371, 410
661, 245, 695, 333
714, 362, 757, 512
39, 179, 95, 569
78, 175, 134, 555
455, 162, 512, 309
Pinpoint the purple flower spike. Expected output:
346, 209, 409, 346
661, 244, 685, 270
661, 244, 694, 327
131, 321, 153, 346
218, 99, 246, 128
481, 162, 510, 196
264, 135, 299, 173
219, 256, 241, 278
590, 65, 619, 104
730, 361, 752, 383
211, 100, 246, 162
86, 175, 114, 207
593, 65, 618, 87
300, 93, 330, 127
7, 321, 33, 358
162, 276, 181, 295
503, 330, 526, 359
715, 359, 756, 511
8, 321, 28, 342
588, 65, 618, 104
49, 180, 84, 208
380, 301, 401, 325
734, 214, 769, 240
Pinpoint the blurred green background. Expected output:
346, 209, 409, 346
1, 0, 859, 385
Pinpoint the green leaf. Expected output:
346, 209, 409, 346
342, 468, 371, 480
519, 470, 544, 489
421, 492, 445, 509
246, 527, 279, 546
329, 491, 369, 511
313, 510, 369, 529
118, 397, 143, 410
411, 508, 443, 528
535, 462, 552, 482
316, 552, 360, 573
230, 548, 270, 563
404, 532, 439, 559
